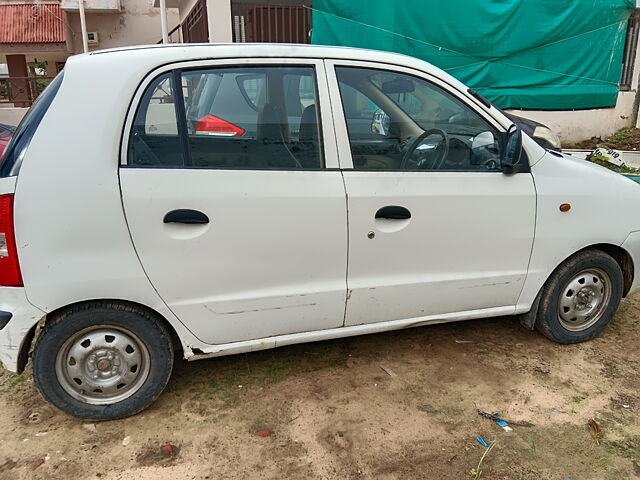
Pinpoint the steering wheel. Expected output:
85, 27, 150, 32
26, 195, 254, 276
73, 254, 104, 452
400, 128, 450, 170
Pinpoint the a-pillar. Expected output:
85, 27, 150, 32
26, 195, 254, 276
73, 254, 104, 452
6, 54, 31, 107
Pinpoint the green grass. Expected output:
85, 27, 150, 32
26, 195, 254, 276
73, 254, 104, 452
608, 128, 634, 145
417, 403, 439, 414
588, 154, 640, 174
606, 434, 640, 464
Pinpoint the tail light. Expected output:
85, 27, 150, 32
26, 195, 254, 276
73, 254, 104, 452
0, 194, 22, 286
195, 114, 245, 137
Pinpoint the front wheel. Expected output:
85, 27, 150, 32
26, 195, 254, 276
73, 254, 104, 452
33, 302, 174, 420
535, 249, 623, 344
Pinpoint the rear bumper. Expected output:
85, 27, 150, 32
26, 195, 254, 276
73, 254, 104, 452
0, 287, 45, 372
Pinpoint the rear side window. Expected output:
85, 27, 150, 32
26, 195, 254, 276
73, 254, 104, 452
127, 65, 324, 169
0, 73, 64, 177
128, 72, 184, 167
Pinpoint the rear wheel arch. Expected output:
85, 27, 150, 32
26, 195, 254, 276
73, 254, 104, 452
32, 300, 176, 420
18, 299, 182, 373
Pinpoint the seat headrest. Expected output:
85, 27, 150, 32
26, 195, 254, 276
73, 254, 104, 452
257, 103, 287, 143
299, 104, 318, 143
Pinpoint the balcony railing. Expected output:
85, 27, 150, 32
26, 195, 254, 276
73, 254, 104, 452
157, 24, 184, 44
0, 76, 55, 107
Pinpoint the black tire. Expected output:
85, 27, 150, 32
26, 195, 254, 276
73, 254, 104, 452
32, 302, 174, 420
535, 249, 623, 344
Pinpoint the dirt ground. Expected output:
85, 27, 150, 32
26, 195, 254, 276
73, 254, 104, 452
1, 295, 640, 480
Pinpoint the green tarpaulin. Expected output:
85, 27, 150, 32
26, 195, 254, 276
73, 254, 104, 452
311, 0, 635, 110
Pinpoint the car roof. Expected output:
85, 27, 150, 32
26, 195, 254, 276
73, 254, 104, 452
66, 43, 468, 93
56, 43, 516, 136
89, 42, 418, 64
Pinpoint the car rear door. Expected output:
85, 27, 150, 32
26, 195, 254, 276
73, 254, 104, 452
325, 60, 536, 327
119, 58, 347, 345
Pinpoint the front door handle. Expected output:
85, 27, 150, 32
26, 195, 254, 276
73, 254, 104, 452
163, 209, 209, 224
375, 205, 411, 220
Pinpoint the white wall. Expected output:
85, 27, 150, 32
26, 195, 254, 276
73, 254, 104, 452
506, 92, 636, 145
0, 107, 28, 126
67, 0, 179, 52
206, 0, 232, 42
177, 0, 197, 26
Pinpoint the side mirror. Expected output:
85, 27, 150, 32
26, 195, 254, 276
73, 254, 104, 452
501, 124, 524, 174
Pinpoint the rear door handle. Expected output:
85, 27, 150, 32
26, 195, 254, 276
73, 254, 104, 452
163, 209, 209, 224
375, 205, 411, 220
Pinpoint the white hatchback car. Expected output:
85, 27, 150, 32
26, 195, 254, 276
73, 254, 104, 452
0, 44, 639, 420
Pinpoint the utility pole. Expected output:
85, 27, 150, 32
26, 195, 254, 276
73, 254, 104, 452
78, 0, 88, 53
159, 0, 169, 43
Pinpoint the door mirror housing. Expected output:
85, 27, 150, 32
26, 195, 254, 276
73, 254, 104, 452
501, 124, 527, 174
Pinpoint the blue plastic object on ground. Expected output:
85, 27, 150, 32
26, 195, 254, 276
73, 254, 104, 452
476, 436, 489, 448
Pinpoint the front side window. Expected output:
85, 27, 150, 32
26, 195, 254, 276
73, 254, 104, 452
128, 65, 323, 169
335, 67, 503, 171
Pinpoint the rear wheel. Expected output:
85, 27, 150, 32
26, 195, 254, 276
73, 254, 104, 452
535, 249, 623, 344
33, 302, 173, 420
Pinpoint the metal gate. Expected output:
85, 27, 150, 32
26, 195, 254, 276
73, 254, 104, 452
232, 4, 311, 43
182, 0, 209, 43
621, 9, 640, 91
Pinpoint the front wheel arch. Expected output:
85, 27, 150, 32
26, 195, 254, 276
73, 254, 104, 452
519, 243, 633, 330
588, 243, 634, 297
533, 248, 623, 343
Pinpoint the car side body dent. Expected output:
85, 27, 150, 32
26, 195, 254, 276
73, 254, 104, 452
0, 286, 44, 372
184, 305, 516, 361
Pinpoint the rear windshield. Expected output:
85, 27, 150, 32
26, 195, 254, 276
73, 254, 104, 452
0, 72, 64, 177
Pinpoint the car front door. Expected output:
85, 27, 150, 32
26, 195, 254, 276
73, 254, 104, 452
326, 61, 536, 327
119, 59, 347, 345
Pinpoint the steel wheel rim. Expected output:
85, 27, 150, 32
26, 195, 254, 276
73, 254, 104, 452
557, 268, 612, 332
55, 325, 151, 405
